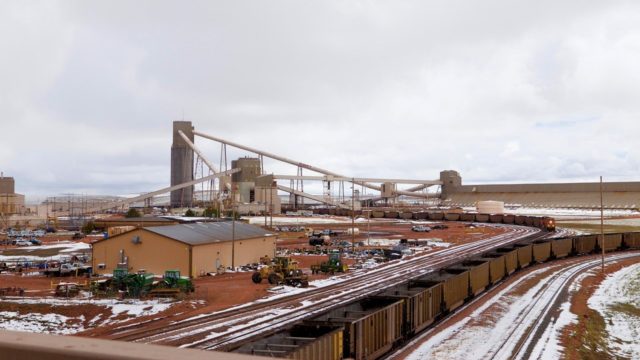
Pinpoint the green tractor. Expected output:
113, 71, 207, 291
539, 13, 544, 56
161, 270, 195, 293
124, 272, 155, 297
110, 268, 129, 291
311, 251, 349, 275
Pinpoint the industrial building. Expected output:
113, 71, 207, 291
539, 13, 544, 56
0, 174, 25, 215
92, 222, 276, 277
440, 170, 640, 209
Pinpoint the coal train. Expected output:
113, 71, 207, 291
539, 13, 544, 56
314, 208, 557, 232
234, 229, 640, 360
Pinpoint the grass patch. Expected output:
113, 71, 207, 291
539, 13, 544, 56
555, 223, 640, 234
577, 310, 621, 360
609, 302, 640, 318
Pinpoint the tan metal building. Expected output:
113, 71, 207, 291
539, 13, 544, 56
92, 222, 276, 277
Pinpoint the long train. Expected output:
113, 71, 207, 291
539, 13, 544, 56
313, 208, 557, 232
234, 229, 640, 359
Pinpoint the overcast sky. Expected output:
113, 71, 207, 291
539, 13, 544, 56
1, 1, 639, 201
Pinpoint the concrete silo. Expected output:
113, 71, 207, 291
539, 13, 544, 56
170, 121, 194, 208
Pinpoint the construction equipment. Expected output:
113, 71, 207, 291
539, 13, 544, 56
252, 256, 309, 288
54, 283, 80, 297
156, 270, 194, 293
311, 251, 349, 275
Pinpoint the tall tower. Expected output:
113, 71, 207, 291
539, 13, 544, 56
170, 121, 194, 208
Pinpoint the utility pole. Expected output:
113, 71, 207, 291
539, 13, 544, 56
231, 188, 236, 271
351, 178, 355, 253
367, 209, 371, 247
600, 176, 605, 273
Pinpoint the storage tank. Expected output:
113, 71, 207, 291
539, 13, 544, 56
476, 201, 504, 215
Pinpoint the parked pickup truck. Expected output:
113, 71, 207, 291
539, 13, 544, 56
43, 263, 92, 277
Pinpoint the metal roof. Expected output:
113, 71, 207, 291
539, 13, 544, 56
144, 222, 274, 245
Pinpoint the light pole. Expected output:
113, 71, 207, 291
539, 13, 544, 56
231, 189, 236, 271
600, 176, 605, 273
351, 178, 355, 253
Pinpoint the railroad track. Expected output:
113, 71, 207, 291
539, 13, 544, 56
111, 224, 549, 350
491, 252, 640, 360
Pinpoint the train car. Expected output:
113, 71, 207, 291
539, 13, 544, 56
514, 215, 527, 226
444, 213, 461, 221
384, 211, 399, 219
596, 233, 623, 252
318, 208, 330, 215
428, 212, 445, 221
450, 260, 490, 296
531, 217, 542, 228
233, 324, 344, 360
460, 213, 476, 222
551, 237, 572, 259
474, 213, 490, 223
524, 216, 535, 227
475, 253, 506, 284
502, 214, 515, 224
623, 232, 640, 249
495, 247, 518, 275
417, 269, 469, 313
307, 297, 404, 360
514, 243, 533, 269
328, 208, 337, 216
574, 235, 597, 254
380, 281, 443, 336
532, 241, 552, 263
489, 214, 503, 223
371, 210, 385, 218
400, 211, 414, 220
413, 212, 429, 220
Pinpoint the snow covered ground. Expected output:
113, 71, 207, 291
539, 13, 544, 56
588, 263, 640, 359
403, 255, 640, 360
460, 206, 639, 219
0, 241, 90, 262
0, 297, 178, 334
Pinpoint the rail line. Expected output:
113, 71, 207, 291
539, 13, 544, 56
497, 252, 640, 360
389, 251, 639, 360
110, 224, 548, 350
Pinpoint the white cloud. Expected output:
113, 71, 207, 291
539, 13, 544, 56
1, 0, 639, 200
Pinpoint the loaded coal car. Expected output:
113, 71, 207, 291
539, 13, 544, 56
415, 268, 470, 313
233, 324, 344, 360
305, 297, 404, 360
623, 232, 640, 249
597, 233, 623, 252
473, 253, 506, 285
459, 213, 476, 222
550, 237, 572, 259
447, 259, 490, 297
573, 234, 597, 255
531, 240, 552, 263
495, 247, 518, 275
513, 243, 533, 269
376, 280, 443, 337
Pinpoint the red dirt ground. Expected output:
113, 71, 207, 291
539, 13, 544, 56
1, 218, 507, 339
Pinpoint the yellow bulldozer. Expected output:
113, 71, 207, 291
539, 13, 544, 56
252, 256, 309, 288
